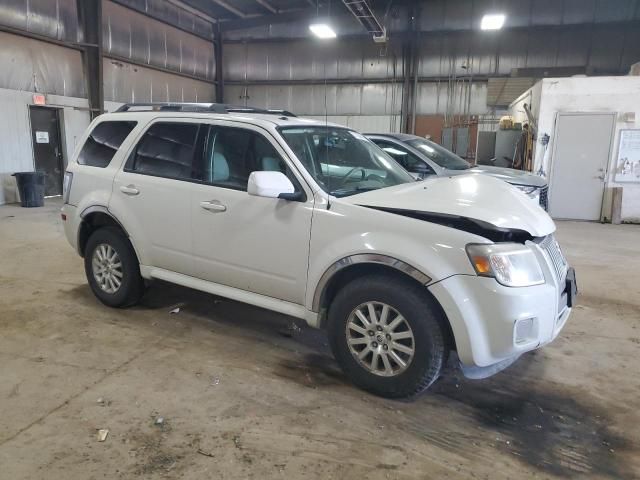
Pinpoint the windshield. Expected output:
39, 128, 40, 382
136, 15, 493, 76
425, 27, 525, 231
407, 138, 470, 170
279, 127, 414, 197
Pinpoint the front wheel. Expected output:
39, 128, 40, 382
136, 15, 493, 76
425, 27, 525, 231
84, 227, 144, 308
328, 275, 448, 398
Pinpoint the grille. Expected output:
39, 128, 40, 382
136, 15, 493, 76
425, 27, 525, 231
540, 234, 567, 283
539, 186, 549, 210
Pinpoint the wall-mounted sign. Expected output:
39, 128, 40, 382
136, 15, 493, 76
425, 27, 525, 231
615, 129, 640, 183
33, 94, 46, 105
35, 131, 49, 144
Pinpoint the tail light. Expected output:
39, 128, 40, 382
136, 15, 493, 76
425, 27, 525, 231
63, 172, 73, 204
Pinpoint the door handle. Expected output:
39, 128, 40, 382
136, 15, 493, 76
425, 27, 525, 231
200, 200, 227, 212
120, 184, 140, 196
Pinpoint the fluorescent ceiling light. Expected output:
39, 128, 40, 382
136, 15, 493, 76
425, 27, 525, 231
309, 23, 337, 39
481, 14, 506, 30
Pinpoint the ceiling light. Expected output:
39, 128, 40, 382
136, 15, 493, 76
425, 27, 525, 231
481, 14, 505, 30
309, 23, 337, 39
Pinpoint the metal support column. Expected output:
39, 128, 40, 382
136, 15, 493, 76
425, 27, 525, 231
77, 0, 104, 119
401, 5, 420, 133
215, 26, 224, 103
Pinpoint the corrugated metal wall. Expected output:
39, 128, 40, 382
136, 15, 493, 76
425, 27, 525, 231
104, 58, 214, 103
223, 0, 640, 119
224, 83, 402, 115
111, 0, 214, 39
0, 0, 79, 41
102, 0, 215, 82
224, 40, 401, 82
0, 31, 85, 97
0, 0, 216, 101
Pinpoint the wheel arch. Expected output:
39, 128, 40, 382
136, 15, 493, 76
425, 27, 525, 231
77, 206, 131, 258
313, 255, 456, 351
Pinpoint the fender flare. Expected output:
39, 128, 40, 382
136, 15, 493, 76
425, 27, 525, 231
77, 205, 134, 256
311, 253, 431, 312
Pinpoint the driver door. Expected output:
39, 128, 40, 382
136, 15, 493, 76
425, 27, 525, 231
189, 122, 314, 304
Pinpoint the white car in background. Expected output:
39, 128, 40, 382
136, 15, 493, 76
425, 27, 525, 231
366, 133, 549, 210
61, 103, 576, 398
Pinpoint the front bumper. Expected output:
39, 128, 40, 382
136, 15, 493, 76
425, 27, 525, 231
428, 242, 574, 371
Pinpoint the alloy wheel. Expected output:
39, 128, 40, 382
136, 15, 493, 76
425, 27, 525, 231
345, 301, 415, 377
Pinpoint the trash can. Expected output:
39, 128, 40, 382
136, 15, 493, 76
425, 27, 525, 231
12, 171, 46, 207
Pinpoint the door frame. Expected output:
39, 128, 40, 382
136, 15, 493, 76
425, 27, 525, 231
28, 105, 65, 196
548, 111, 616, 221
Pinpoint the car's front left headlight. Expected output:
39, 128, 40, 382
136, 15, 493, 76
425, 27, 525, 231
466, 243, 544, 287
515, 185, 540, 203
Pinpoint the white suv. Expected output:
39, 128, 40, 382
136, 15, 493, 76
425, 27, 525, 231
61, 103, 576, 398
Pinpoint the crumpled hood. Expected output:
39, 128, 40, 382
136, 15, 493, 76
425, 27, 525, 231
466, 165, 548, 188
344, 174, 555, 237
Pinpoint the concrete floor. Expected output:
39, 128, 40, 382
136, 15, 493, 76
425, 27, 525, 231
0, 199, 638, 480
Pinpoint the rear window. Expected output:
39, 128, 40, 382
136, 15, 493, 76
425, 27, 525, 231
77, 121, 137, 168
126, 122, 200, 180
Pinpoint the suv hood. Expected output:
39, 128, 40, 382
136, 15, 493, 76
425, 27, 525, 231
344, 174, 555, 238
465, 165, 547, 188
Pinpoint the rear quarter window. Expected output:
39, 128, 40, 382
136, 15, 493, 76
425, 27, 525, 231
77, 121, 137, 168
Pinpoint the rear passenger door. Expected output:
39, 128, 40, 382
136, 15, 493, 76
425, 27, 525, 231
110, 120, 203, 274
189, 122, 314, 304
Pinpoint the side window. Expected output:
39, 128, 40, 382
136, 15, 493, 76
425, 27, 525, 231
77, 121, 137, 167
201, 126, 297, 191
127, 122, 199, 180
373, 140, 433, 174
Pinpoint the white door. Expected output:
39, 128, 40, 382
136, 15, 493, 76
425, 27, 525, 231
549, 113, 615, 220
190, 123, 314, 304
110, 120, 201, 273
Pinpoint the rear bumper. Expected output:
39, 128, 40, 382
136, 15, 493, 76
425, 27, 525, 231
60, 204, 80, 254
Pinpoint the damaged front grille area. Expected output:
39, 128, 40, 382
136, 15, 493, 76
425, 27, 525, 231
539, 234, 568, 283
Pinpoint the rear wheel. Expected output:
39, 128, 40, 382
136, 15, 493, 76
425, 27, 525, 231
84, 227, 144, 307
328, 274, 448, 398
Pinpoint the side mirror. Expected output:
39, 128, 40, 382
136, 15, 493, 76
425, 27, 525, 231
247, 171, 301, 200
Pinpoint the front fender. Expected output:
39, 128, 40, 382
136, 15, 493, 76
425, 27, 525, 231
305, 200, 487, 311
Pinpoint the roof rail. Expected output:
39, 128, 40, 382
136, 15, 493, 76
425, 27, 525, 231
114, 103, 227, 113
113, 102, 296, 117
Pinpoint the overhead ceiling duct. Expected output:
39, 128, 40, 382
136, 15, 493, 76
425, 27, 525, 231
341, 0, 387, 43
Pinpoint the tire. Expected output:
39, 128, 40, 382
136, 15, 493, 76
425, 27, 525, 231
328, 274, 448, 399
84, 226, 144, 308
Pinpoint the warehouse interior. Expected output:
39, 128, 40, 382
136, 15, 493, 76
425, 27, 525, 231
0, 0, 639, 478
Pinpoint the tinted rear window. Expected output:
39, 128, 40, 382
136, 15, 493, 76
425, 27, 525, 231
127, 123, 200, 180
77, 121, 137, 167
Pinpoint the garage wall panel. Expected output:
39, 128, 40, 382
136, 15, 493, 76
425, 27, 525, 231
415, 82, 488, 116
590, 26, 626, 72
556, 30, 589, 67
228, 40, 399, 82
0, 0, 79, 42
0, 31, 85, 97
102, 0, 215, 81
113, 0, 213, 39
223, 83, 400, 116
103, 58, 214, 103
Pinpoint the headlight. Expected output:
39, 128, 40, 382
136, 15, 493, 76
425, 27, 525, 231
62, 172, 73, 204
515, 185, 540, 202
466, 243, 544, 287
